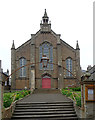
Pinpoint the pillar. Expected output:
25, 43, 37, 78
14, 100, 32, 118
75, 41, 81, 86
11, 41, 16, 90
29, 35, 35, 90
30, 67, 35, 90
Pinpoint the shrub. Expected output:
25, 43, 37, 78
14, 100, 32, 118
70, 87, 81, 91
28, 90, 31, 94
3, 93, 13, 108
75, 96, 81, 107
66, 92, 72, 97
62, 89, 68, 95
3, 90, 31, 108
62, 88, 81, 107
15, 94, 20, 100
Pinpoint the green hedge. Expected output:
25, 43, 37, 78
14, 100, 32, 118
70, 87, 81, 91
3, 90, 31, 108
64, 87, 81, 91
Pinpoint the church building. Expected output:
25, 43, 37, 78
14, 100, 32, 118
11, 10, 81, 90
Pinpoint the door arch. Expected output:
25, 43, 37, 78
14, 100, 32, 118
42, 75, 51, 88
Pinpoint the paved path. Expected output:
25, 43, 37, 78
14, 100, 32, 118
18, 90, 72, 103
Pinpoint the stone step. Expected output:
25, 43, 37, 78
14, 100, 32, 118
17, 101, 73, 104
11, 116, 78, 120
12, 113, 77, 119
14, 108, 75, 112
15, 106, 74, 109
16, 103, 73, 107
11, 100, 78, 120
13, 111, 76, 115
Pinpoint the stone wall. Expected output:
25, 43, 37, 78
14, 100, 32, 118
11, 28, 80, 90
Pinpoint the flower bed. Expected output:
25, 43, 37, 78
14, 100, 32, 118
3, 90, 31, 108
62, 88, 81, 107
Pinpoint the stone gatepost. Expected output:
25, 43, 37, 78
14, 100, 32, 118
0, 60, 3, 120
81, 72, 95, 119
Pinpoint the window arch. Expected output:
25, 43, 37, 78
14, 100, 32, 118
19, 57, 26, 77
39, 42, 53, 70
66, 57, 72, 77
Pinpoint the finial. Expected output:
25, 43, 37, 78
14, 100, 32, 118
7, 69, 9, 75
49, 21, 51, 24
76, 40, 80, 50
12, 40, 15, 49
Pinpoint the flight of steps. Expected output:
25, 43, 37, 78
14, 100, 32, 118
11, 101, 78, 120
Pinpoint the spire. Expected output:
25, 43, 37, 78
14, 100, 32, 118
11, 40, 15, 49
42, 9, 49, 24
44, 9, 48, 17
76, 40, 80, 50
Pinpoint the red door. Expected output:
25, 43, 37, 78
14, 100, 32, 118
42, 77, 51, 88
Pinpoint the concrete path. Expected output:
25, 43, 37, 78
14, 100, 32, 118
18, 89, 72, 103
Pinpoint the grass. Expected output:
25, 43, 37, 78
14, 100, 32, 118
62, 88, 81, 107
3, 90, 31, 108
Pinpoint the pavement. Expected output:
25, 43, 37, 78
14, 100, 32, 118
18, 89, 72, 103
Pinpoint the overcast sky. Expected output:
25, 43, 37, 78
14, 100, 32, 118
0, 0, 93, 73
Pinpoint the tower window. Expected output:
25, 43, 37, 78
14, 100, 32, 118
66, 58, 72, 77
43, 19, 45, 23
39, 42, 53, 70
19, 57, 26, 77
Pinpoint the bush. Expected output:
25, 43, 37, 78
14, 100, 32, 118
70, 87, 81, 91
66, 92, 72, 97
75, 96, 81, 107
61, 89, 68, 95
3, 93, 13, 108
28, 90, 31, 94
15, 93, 24, 100
61, 88, 81, 107
3, 90, 31, 108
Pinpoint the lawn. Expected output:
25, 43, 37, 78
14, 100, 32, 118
62, 87, 81, 107
3, 90, 31, 108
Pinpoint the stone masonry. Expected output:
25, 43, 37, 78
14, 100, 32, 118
11, 10, 81, 90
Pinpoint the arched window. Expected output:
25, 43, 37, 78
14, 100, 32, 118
19, 57, 26, 77
39, 42, 53, 70
66, 58, 72, 77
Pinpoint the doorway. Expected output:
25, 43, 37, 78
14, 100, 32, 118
42, 75, 51, 88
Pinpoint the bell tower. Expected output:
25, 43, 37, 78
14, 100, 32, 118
40, 9, 51, 32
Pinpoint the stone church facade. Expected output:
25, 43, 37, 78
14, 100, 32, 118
11, 10, 81, 90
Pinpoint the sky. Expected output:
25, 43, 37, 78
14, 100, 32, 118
0, 0, 93, 73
